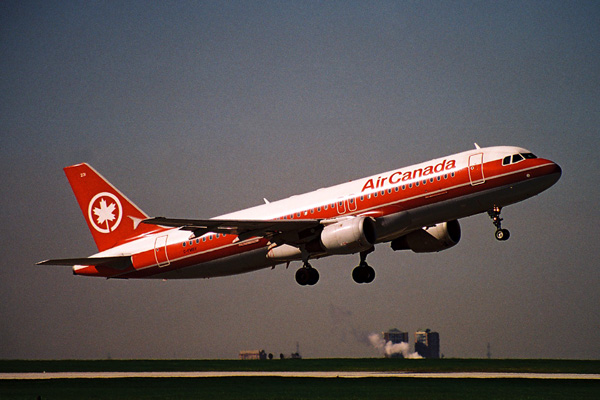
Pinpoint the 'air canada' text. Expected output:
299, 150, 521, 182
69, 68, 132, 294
361, 159, 457, 192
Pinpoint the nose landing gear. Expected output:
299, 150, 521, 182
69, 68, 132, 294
488, 206, 510, 241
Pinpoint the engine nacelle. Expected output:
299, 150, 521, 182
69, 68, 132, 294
391, 220, 461, 253
319, 217, 376, 255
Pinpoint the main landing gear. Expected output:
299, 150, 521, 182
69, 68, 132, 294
295, 247, 377, 286
352, 247, 375, 284
488, 206, 510, 241
295, 263, 319, 286
295, 248, 320, 286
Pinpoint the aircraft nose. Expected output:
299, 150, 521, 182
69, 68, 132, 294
548, 161, 562, 185
552, 162, 562, 176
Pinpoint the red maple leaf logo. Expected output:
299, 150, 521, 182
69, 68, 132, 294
93, 198, 116, 231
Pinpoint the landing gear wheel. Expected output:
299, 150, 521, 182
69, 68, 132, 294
352, 263, 375, 284
495, 229, 510, 241
308, 267, 319, 285
295, 268, 310, 286
488, 206, 510, 241
295, 265, 319, 286
363, 265, 375, 283
352, 247, 376, 284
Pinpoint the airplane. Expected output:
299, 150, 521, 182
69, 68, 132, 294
38, 145, 561, 285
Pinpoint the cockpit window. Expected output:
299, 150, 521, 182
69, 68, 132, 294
503, 152, 537, 166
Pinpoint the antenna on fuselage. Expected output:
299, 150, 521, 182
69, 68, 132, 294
474, 143, 481, 149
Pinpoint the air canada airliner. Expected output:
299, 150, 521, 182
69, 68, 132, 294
38, 145, 561, 285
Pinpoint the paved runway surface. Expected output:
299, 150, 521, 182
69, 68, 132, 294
2, 371, 599, 380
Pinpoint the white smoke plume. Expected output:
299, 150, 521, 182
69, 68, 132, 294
368, 333, 422, 359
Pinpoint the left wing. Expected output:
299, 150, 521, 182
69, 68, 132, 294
142, 217, 322, 242
37, 256, 133, 270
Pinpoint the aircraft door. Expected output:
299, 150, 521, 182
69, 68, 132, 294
154, 235, 170, 268
336, 198, 347, 214
468, 153, 485, 186
346, 196, 358, 212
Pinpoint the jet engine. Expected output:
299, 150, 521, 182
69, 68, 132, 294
390, 220, 461, 253
319, 217, 376, 254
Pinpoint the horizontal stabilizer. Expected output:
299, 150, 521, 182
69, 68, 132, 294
37, 256, 132, 270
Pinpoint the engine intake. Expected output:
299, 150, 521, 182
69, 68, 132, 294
391, 220, 461, 253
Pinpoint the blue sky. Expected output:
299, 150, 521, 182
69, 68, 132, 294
1, 1, 599, 359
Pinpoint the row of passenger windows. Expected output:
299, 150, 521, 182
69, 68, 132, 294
182, 233, 226, 247
279, 172, 456, 220
502, 152, 537, 166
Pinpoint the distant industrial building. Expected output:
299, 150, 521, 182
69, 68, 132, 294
382, 328, 409, 358
383, 328, 409, 345
415, 329, 440, 359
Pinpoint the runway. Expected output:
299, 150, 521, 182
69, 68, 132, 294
2, 371, 599, 380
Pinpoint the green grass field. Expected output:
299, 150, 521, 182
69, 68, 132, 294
1, 359, 599, 400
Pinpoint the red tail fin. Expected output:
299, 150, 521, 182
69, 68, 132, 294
64, 163, 161, 252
